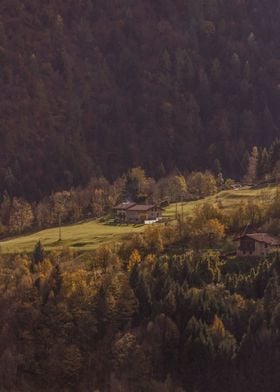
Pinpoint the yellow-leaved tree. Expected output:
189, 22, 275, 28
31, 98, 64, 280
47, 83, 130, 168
128, 249, 141, 271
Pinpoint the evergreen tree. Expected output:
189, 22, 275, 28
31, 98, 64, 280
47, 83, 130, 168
52, 264, 63, 298
33, 240, 45, 264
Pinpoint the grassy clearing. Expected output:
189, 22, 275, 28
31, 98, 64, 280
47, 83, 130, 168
0, 185, 277, 254
0, 220, 144, 254
165, 185, 277, 218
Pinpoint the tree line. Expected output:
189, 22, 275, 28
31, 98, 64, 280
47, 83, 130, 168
2, 138, 280, 238
0, 168, 219, 236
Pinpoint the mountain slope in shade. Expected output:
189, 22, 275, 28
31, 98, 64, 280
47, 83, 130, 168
0, 0, 279, 199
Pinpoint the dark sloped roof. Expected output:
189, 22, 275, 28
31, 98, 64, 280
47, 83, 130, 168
113, 202, 136, 210
127, 204, 157, 212
235, 233, 280, 245
246, 233, 280, 245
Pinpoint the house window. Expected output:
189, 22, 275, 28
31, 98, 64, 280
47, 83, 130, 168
265, 243, 268, 248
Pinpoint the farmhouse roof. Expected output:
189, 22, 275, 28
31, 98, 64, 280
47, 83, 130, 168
127, 204, 157, 212
113, 202, 136, 210
235, 233, 280, 246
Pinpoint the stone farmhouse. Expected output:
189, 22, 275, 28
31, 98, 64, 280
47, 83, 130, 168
113, 202, 163, 224
235, 233, 280, 257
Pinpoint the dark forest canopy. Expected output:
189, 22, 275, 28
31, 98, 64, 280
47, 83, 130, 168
0, 0, 279, 200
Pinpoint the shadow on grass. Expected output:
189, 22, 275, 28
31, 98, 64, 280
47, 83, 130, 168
102, 219, 125, 226
72, 242, 94, 247
102, 220, 144, 229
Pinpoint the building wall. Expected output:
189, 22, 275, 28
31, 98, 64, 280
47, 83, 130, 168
115, 210, 127, 222
115, 207, 162, 223
237, 241, 279, 257
126, 210, 144, 222
126, 209, 161, 223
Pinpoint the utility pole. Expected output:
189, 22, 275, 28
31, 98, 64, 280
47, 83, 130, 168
58, 212, 62, 241
181, 196, 184, 222
178, 194, 184, 239
181, 195, 184, 238
57, 198, 63, 242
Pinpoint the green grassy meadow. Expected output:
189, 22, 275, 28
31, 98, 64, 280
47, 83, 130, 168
167, 185, 277, 218
0, 185, 277, 254
0, 220, 144, 254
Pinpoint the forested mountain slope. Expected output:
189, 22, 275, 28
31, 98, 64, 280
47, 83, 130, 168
0, 0, 279, 199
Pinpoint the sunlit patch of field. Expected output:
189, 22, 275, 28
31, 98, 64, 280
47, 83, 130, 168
164, 185, 277, 219
0, 220, 144, 254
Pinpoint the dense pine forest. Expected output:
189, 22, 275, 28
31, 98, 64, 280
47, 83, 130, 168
2, 227, 280, 391
0, 0, 280, 200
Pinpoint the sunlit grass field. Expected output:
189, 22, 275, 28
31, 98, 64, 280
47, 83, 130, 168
0, 185, 277, 254
0, 220, 144, 254
165, 185, 277, 217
